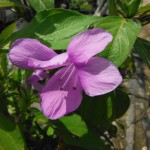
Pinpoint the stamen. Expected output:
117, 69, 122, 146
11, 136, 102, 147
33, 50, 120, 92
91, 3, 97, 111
61, 66, 75, 90
60, 87, 63, 90
73, 75, 78, 90
73, 87, 76, 90
59, 63, 73, 81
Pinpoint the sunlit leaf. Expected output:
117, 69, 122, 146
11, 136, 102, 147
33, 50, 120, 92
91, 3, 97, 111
59, 114, 88, 137
4, 9, 99, 50
95, 16, 141, 66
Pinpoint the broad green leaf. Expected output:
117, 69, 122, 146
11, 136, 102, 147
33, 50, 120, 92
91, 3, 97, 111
53, 114, 105, 149
0, 112, 25, 150
27, 0, 54, 12
33, 109, 105, 150
78, 94, 112, 127
58, 114, 88, 137
34, 110, 105, 149
62, 129, 105, 150
4, 9, 99, 50
78, 90, 130, 126
95, 16, 141, 66
113, 89, 130, 118
134, 37, 150, 67
0, 22, 16, 42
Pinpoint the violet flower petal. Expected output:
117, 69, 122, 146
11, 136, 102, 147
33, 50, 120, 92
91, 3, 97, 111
40, 66, 83, 120
77, 57, 122, 96
28, 70, 48, 83
28, 52, 70, 70
9, 38, 57, 69
30, 81, 43, 92
28, 70, 49, 92
67, 29, 112, 65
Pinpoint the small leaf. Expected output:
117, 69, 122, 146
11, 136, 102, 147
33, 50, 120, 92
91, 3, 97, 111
138, 4, 150, 14
0, 53, 8, 78
127, 0, 142, 17
33, 108, 49, 124
28, 0, 54, 12
117, 0, 142, 17
0, 112, 25, 150
57, 114, 88, 137
46, 127, 54, 136
95, 16, 141, 66
134, 37, 150, 67
0, 0, 20, 8
108, 0, 118, 16
0, 2, 14, 7
0, 22, 16, 42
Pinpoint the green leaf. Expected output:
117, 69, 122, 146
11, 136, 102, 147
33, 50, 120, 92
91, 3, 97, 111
138, 4, 150, 14
46, 127, 54, 136
5, 9, 99, 50
134, 37, 150, 67
113, 89, 130, 118
95, 16, 141, 66
0, 0, 20, 7
34, 110, 105, 149
108, 0, 118, 16
0, 22, 16, 42
53, 114, 105, 149
78, 94, 112, 127
0, 53, 8, 78
78, 90, 130, 127
0, 2, 14, 7
0, 112, 25, 150
58, 114, 88, 137
117, 0, 142, 17
127, 0, 142, 17
27, 0, 54, 12
62, 129, 105, 150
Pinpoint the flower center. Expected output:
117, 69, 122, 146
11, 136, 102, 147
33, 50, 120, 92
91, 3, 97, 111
59, 63, 77, 90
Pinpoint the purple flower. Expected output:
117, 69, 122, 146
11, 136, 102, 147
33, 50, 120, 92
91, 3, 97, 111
9, 29, 122, 120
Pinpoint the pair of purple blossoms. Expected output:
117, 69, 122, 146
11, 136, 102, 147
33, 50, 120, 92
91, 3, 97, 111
9, 28, 122, 120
